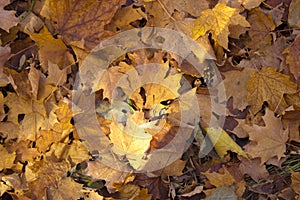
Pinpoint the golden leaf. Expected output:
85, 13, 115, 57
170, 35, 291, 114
47, 177, 83, 200
193, 3, 250, 49
206, 127, 248, 158
247, 68, 297, 114
30, 27, 74, 71
0, 145, 16, 171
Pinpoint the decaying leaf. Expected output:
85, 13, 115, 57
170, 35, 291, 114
47, 177, 83, 200
288, 0, 300, 28
193, 3, 250, 49
283, 34, 300, 80
238, 157, 269, 182
291, 172, 300, 195
246, 8, 276, 50
203, 166, 235, 187
206, 185, 237, 200
25, 159, 71, 199
247, 68, 297, 114
84, 160, 130, 193
244, 109, 288, 164
40, 0, 126, 49
0, 0, 19, 32
219, 68, 255, 110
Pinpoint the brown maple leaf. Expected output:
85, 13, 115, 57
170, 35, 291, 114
283, 34, 300, 80
40, 0, 126, 50
244, 109, 288, 164
0, 0, 19, 32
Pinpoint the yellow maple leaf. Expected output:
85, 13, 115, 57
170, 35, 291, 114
193, 3, 250, 49
206, 127, 248, 158
109, 118, 152, 169
30, 27, 74, 71
247, 68, 297, 114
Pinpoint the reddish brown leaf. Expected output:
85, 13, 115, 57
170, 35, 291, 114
40, 0, 126, 50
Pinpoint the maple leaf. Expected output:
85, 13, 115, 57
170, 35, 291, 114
218, 68, 256, 110
282, 110, 300, 142
283, 34, 300, 80
84, 160, 130, 193
111, 184, 152, 200
25, 159, 71, 199
238, 36, 287, 71
48, 177, 83, 199
95, 66, 125, 99
240, 0, 264, 9
0, 145, 16, 171
109, 118, 152, 170
40, 0, 126, 49
245, 8, 276, 50
206, 186, 237, 200
30, 27, 74, 71
0, 0, 19, 32
133, 173, 169, 200
118, 63, 181, 109
219, 0, 264, 10
106, 6, 147, 32
151, 159, 187, 180
238, 157, 269, 182
244, 109, 288, 164
193, 3, 250, 49
160, 0, 210, 17
247, 68, 297, 114
203, 167, 235, 187
0, 45, 10, 86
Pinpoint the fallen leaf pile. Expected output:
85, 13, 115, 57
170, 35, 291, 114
0, 0, 300, 199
